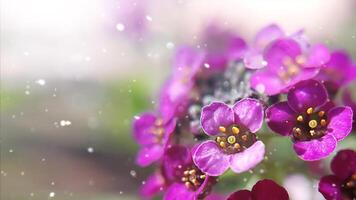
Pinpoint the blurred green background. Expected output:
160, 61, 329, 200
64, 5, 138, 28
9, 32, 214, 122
1, 0, 356, 199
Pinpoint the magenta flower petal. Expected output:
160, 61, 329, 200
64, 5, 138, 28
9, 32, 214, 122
287, 79, 328, 113
244, 49, 265, 69
251, 179, 289, 200
173, 46, 205, 78
264, 38, 302, 71
318, 175, 343, 200
201, 102, 234, 136
304, 44, 330, 68
250, 70, 284, 95
266, 102, 296, 136
331, 149, 356, 180
136, 144, 164, 167
327, 106, 353, 141
163, 145, 192, 181
227, 190, 252, 200
140, 172, 165, 199
253, 24, 284, 50
232, 98, 264, 133
230, 141, 265, 173
159, 77, 192, 122
293, 134, 337, 161
133, 113, 158, 145
193, 141, 230, 176
164, 183, 196, 200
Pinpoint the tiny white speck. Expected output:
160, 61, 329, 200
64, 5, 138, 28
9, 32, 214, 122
36, 79, 46, 86
146, 15, 152, 21
134, 115, 140, 120
20, 171, 25, 176
25, 90, 30, 95
256, 84, 265, 93
60, 120, 71, 127
87, 147, 94, 153
49, 192, 55, 198
262, 60, 268, 66
9, 149, 13, 153
166, 42, 174, 49
130, 170, 137, 177
204, 63, 210, 69
116, 23, 125, 31
119, 191, 123, 195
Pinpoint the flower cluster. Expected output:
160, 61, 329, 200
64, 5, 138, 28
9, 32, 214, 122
132, 24, 355, 199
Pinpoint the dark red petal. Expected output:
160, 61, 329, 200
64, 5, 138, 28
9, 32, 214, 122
251, 179, 289, 200
227, 190, 252, 200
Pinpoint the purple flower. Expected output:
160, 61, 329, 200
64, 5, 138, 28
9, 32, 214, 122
200, 24, 247, 71
227, 179, 289, 200
316, 50, 356, 96
318, 149, 356, 200
244, 24, 285, 69
140, 171, 166, 199
249, 37, 330, 95
159, 46, 205, 122
266, 79, 353, 161
193, 98, 265, 176
132, 113, 176, 167
163, 145, 216, 200
343, 88, 356, 130
317, 50, 356, 86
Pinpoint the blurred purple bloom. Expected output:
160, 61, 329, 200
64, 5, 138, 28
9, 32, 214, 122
140, 171, 165, 199
227, 179, 289, 200
159, 46, 205, 122
201, 24, 247, 71
317, 50, 356, 96
318, 149, 356, 200
249, 37, 330, 95
343, 88, 356, 130
163, 145, 216, 200
317, 50, 356, 86
193, 98, 265, 176
244, 24, 285, 69
266, 80, 353, 161
132, 113, 176, 167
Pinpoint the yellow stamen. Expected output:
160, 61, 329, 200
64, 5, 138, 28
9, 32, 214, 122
181, 177, 188, 182
234, 143, 241, 149
232, 126, 240, 134
185, 182, 192, 188
227, 136, 236, 144
200, 175, 206, 179
310, 130, 315, 136
183, 171, 189, 176
287, 65, 299, 75
297, 115, 304, 122
189, 170, 196, 175
307, 107, 313, 115
154, 118, 163, 126
216, 136, 222, 143
294, 128, 302, 134
308, 120, 318, 129
219, 126, 226, 133
296, 55, 306, 65
320, 119, 327, 126
219, 141, 226, 148
318, 111, 325, 117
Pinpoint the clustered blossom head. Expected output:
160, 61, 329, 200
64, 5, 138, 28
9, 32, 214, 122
266, 79, 353, 161
132, 24, 355, 199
